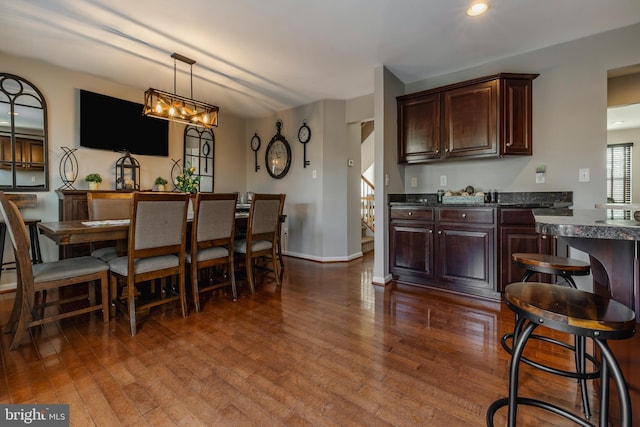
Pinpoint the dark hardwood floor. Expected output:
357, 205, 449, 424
0, 253, 637, 426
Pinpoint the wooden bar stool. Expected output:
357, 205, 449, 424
504, 252, 595, 418
512, 253, 591, 287
488, 282, 636, 426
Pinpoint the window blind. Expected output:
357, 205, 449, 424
607, 142, 632, 219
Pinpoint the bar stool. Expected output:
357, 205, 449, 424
487, 282, 636, 427
503, 252, 595, 417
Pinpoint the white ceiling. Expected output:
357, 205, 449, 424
2, 0, 640, 119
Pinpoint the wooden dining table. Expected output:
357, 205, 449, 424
38, 212, 251, 248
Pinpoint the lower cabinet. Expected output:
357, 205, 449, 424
390, 206, 498, 300
390, 206, 555, 299
498, 208, 555, 291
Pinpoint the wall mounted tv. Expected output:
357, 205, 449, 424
79, 89, 169, 157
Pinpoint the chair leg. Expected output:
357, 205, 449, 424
128, 279, 137, 336
246, 256, 256, 295
5, 283, 22, 334
88, 280, 96, 306
272, 246, 281, 287
191, 263, 201, 313
109, 275, 118, 318
9, 291, 33, 350
100, 273, 109, 322
179, 273, 187, 318
229, 259, 237, 301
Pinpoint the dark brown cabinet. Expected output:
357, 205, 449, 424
390, 206, 498, 300
389, 207, 435, 280
498, 208, 555, 291
397, 93, 441, 162
397, 73, 538, 164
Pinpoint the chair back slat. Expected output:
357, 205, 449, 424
250, 197, 282, 235
87, 192, 132, 220
130, 193, 189, 253
194, 193, 237, 243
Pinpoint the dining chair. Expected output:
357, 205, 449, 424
108, 192, 189, 335
0, 192, 110, 350
86, 191, 133, 262
186, 193, 238, 312
233, 193, 285, 294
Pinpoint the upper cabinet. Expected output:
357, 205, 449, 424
397, 73, 538, 164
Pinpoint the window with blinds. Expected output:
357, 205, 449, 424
606, 142, 632, 219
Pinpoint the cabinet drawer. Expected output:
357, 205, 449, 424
499, 208, 534, 226
390, 207, 434, 221
438, 208, 495, 224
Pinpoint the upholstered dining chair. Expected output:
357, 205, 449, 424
87, 191, 132, 262
233, 193, 285, 294
186, 193, 238, 312
0, 192, 110, 350
108, 192, 189, 335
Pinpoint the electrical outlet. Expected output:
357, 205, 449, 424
440, 175, 447, 186
579, 168, 590, 182
411, 177, 417, 187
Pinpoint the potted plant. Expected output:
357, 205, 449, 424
85, 173, 102, 190
154, 176, 168, 192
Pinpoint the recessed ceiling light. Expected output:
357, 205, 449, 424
467, 1, 489, 16
610, 120, 625, 126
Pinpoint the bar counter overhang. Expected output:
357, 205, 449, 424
533, 208, 640, 319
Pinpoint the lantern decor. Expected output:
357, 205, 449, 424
115, 151, 140, 190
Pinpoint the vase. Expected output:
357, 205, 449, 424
156, 184, 165, 192
88, 182, 99, 191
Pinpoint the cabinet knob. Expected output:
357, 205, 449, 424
438, 230, 442, 235
428, 229, 433, 234
506, 142, 513, 147
445, 148, 450, 153
435, 149, 440, 154
461, 213, 467, 218
408, 212, 413, 216
541, 235, 547, 239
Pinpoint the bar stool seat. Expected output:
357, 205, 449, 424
487, 282, 636, 426
512, 253, 591, 286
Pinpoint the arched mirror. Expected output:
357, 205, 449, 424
0, 73, 48, 191
184, 126, 214, 192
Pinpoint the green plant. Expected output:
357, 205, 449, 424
175, 162, 200, 193
85, 173, 102, 183
154, 176, 168, 186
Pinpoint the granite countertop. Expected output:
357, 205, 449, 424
533, 208, 640, 240
389, 191, 573, 209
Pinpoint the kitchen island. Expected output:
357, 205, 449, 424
534, 208, 640, 426
533, 209, 640, 317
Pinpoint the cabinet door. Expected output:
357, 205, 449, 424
436, 224, 495, 290
442, 80, 497, 158
499, 226, 555, 291
501, 78, 533, 155
397, 94, 441, 163
390, 220, 434, 279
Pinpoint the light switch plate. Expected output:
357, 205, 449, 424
440, 175, 447, 186
411, 177, 417, 187
579, 168, 590, 182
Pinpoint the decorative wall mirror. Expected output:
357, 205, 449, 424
0, 73, 49, 191
184, 125, 214, 192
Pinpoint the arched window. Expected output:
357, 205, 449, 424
0, 73, 48, 191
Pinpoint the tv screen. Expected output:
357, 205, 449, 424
79, 89, 169, 156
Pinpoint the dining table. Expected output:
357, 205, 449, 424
38, 211, 251, 249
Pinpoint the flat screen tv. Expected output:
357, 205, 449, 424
79, 89, 169, 156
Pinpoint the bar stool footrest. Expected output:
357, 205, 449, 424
501, 332, 600, 380
486, 397, 593, 427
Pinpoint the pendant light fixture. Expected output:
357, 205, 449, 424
143, 53, 219, 128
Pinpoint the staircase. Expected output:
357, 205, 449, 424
361, 175, 374, 253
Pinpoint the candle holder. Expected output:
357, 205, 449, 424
58, 147, 78, 190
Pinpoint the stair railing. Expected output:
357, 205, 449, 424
361, 175, 374, 233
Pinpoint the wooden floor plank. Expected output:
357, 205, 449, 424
1, 253, 639, 426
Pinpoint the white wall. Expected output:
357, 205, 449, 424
0, 51, 247, 263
